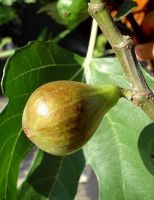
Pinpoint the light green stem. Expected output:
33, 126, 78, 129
0, 49, 15, 59
83, 18, 98, 71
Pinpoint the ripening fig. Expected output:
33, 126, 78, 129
22, 81, 121, 156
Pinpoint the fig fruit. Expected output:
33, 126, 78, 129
22, 81, 121, 156
56, 0, 89, 29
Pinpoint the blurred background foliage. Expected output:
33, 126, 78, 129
0, 0, 154, 59
0, 0, 153, 104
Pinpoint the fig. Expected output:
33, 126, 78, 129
22, 81, 121, 156
56, 0, 89, 29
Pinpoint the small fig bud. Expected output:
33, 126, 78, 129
22, 81, 121, 156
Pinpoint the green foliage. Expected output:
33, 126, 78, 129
93, 34, 107, 57
0, 0, 16, 5
0, 0, 35, 5
0, 6, 17, 25
38, 2, 62, 25
84, 57, 154, 199
115, 0, 137, 21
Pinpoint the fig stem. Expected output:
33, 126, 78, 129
88, 0, 154, 121
120, 88, 132, 101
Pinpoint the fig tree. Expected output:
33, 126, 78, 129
22, 81, 121, 156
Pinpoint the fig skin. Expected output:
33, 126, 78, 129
22, 81, 121, 156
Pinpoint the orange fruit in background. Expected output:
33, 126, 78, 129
133, 0, 149, 26
134, 1, 154, 61
141, 11, 154, 37
134, 0, 149, 11
135, 42, 154, 61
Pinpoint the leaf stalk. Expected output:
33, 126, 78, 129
83, 18, 98, 71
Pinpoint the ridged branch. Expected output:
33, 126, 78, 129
88, 0, 154, 121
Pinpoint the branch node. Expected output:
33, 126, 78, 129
114, 36, 134, 50
88, 2, 107, 17
132, 90, 154, 106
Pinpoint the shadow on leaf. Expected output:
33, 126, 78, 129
138, 123, 154, 175
27, 149, 85, 198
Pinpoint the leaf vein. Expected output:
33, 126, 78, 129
7, 63, 79, 85
106, 113, 127, 200
4, 128, 22, 200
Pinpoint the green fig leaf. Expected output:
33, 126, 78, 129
18, 150, 85, 200
0, 41, 84, 200
83, 57, 154, 199
115, 0, 137, 21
